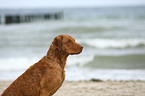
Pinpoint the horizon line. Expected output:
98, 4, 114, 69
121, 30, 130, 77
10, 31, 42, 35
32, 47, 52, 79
0, 4, 145, 9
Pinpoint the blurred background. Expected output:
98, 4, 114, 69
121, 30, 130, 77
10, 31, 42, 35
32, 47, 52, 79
0, 0, 145, 81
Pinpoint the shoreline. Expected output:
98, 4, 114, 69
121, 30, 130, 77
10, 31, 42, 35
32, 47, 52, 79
1, 80, 145, 96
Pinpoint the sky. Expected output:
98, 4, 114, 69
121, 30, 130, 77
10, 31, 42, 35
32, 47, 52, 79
0, 0, 145, 8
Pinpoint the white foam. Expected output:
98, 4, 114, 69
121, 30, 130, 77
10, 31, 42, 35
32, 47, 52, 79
66, 68, 145, 81
1, 57, 145, 81
67, 55, 94, 67
79, 38, 145, 49
0, 57, 39, 71
0, 55, 94, 72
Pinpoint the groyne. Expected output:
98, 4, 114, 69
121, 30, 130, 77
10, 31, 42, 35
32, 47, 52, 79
0, 11, 62, 24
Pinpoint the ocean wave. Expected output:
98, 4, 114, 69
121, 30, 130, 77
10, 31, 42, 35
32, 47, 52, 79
0, 55, 94, 71
84, 54, 145, 69
0, 57, 39, 71
66, 68, 145, 81
79, 38, 145, 49
1, 54, 145, 72
66, 54, 145, 69
66, 55, 94, 67
0, 55, 145, 81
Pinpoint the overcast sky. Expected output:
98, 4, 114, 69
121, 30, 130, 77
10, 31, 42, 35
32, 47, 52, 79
0, 0, 145, 8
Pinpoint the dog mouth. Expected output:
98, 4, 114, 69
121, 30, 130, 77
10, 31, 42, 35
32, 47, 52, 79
71, 51, 82, 55
76, 50, 83, 54
70, 46, 83, 55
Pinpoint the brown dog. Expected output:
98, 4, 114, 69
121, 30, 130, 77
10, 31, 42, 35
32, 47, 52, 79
1, 35, 83, 96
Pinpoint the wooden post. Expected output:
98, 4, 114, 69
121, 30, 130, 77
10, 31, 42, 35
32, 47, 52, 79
5, 15, 13, 24
1, 11, 62, 24
44, 14, 50, 19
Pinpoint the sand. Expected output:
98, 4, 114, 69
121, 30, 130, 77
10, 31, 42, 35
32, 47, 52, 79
0, 80, 145, 96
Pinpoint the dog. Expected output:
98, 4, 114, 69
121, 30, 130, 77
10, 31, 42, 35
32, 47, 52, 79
1, 35, 83, 96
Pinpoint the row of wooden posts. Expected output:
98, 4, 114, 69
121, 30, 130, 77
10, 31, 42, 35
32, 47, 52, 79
0, 11, 62, 24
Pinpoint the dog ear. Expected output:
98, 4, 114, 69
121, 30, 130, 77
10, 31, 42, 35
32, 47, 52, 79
53, 37, 62, 51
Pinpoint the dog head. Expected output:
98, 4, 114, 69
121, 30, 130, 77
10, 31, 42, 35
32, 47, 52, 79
52, 35, 83, 55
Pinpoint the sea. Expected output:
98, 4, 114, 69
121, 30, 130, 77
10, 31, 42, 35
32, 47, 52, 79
0, 6, 145, 81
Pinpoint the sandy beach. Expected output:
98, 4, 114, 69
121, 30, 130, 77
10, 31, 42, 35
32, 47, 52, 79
0, 80, 145, 96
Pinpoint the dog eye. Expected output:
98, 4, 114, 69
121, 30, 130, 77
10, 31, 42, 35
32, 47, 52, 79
67, 40, 71, 43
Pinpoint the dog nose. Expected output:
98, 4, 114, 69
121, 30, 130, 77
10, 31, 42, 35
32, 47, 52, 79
80, 45, 83, 50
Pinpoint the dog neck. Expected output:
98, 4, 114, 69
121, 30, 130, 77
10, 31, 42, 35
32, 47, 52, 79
47, 45, 69, 69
